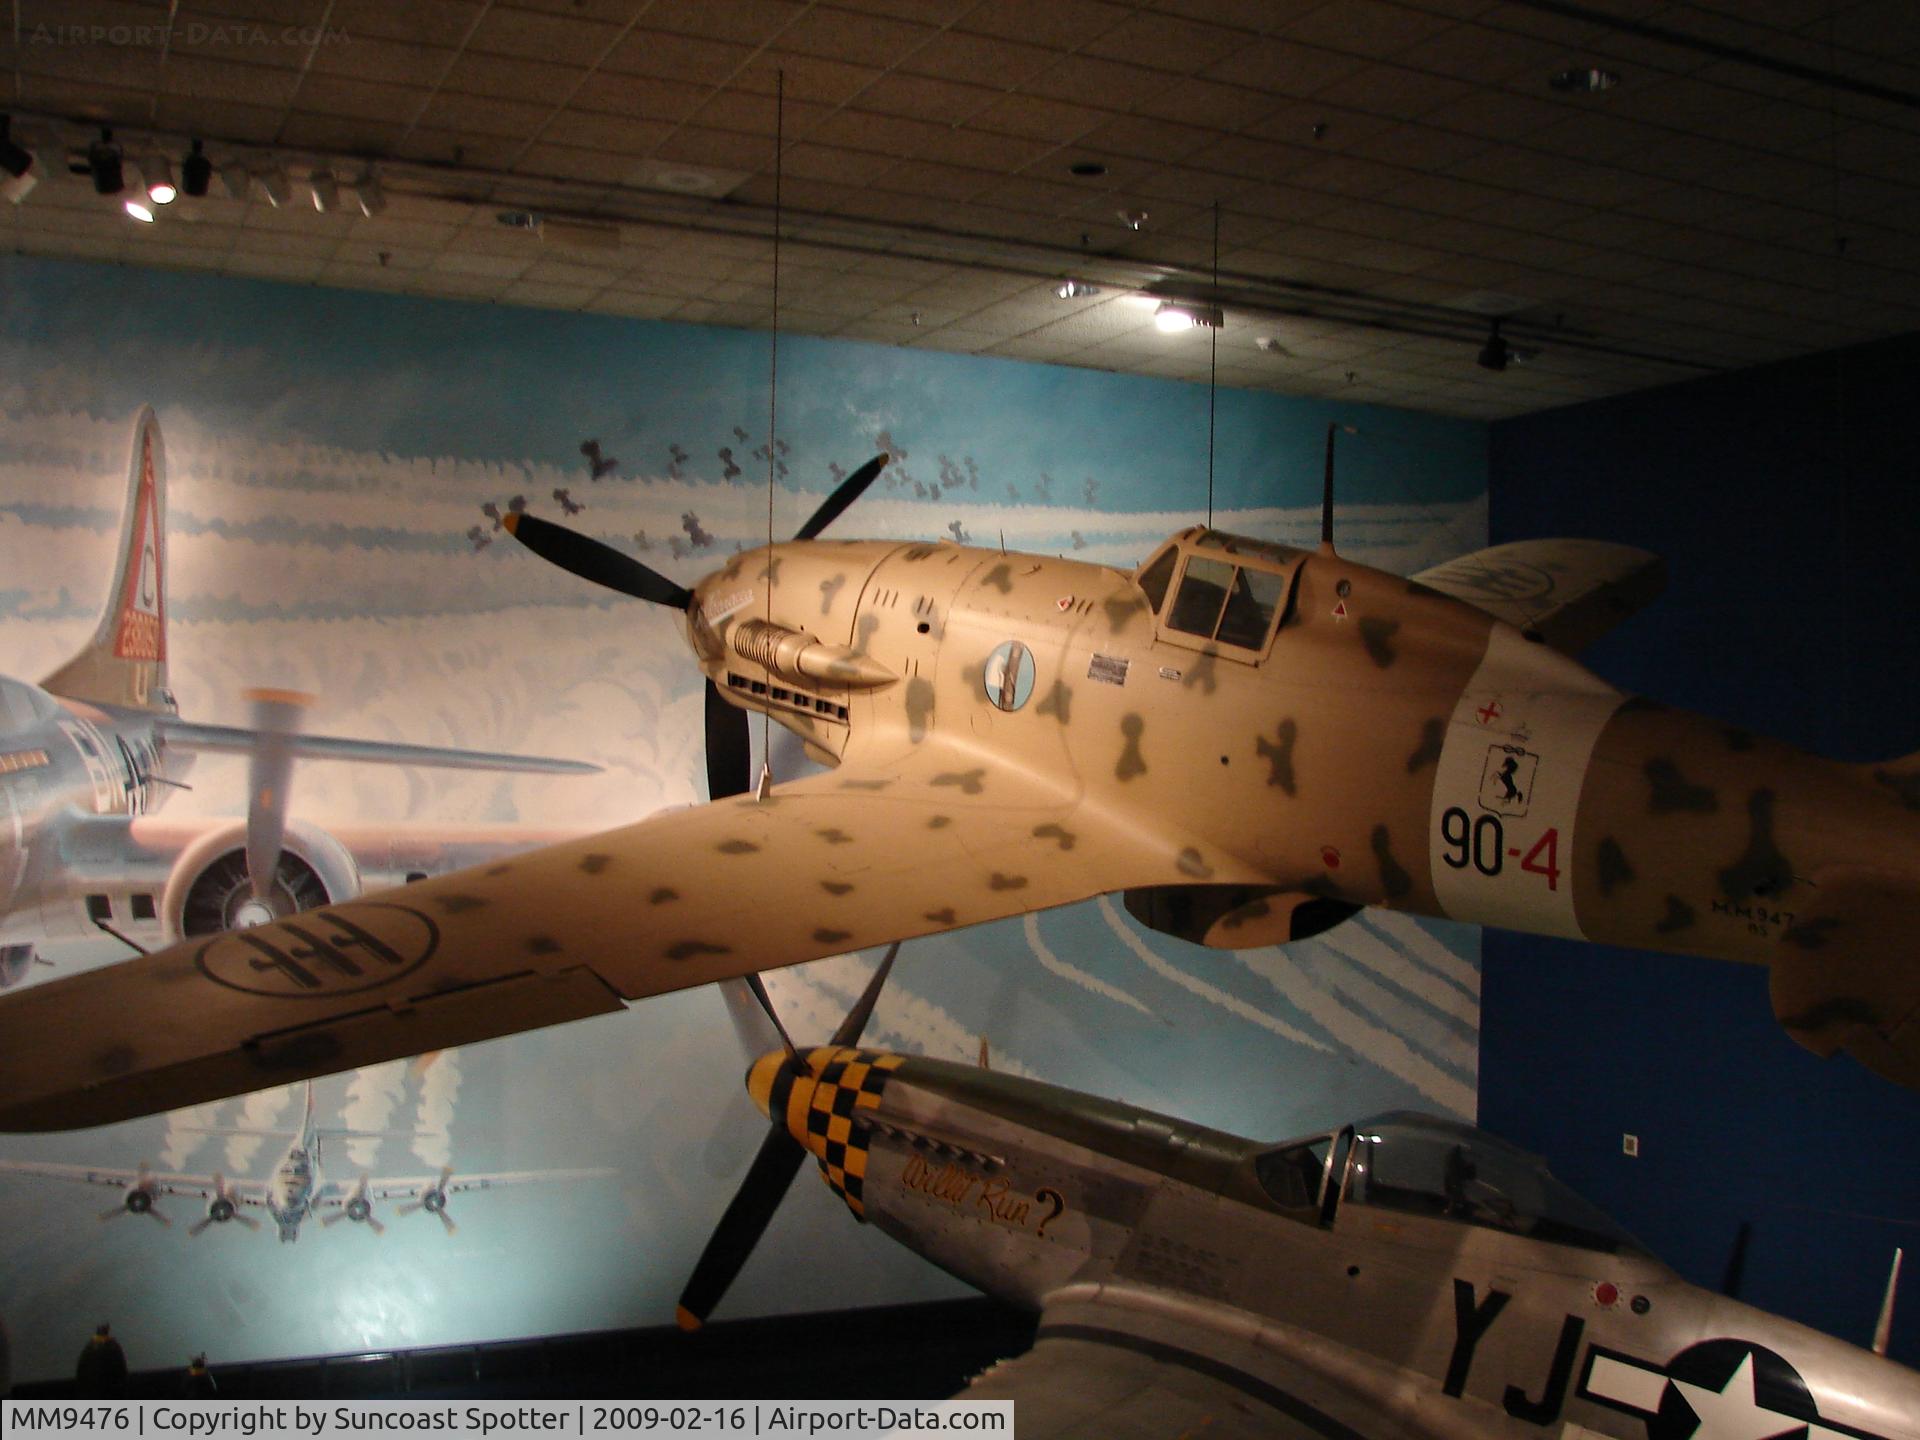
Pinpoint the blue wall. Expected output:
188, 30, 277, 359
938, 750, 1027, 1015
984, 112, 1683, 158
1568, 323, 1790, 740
1486, 335, 1920, 1364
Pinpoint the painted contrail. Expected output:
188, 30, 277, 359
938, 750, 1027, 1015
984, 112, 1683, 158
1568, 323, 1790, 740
1096, 897, 1331, 1052
1026, 912, 1156, 1017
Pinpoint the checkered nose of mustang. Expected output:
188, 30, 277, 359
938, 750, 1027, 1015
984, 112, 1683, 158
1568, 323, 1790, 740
747, 1045, 905, 1216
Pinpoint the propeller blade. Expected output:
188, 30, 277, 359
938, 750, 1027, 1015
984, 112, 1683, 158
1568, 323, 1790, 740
504, 513, 692, 609
366, 1215, 385, 1237
435, 1209, 457, 1237
243, 689, 309, 903
718, 979, 784, 1061
792, 455, 888, 542
98, 1205, 127, 1223
146, 1208, 172, 1227
745, 974, 801, 1063
235, 1212, 262, 1232
320, 1212, 348, 1227
704, 679, 752, 801
188, 1216, 214, 1238
677, 1121, 809, 1330
830, 942, 900, 1049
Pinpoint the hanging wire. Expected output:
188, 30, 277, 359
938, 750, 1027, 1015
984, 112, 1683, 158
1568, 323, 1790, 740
762, 68, 784, 782
1207, 198, 1219, 528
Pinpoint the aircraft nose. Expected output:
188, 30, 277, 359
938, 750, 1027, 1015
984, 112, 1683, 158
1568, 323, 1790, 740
744, 1046, 827, 1150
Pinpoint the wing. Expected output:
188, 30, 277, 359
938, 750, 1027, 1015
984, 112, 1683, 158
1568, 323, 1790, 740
0, 739, 1251, 1131
0, 1160, 228, 1201
159, 719, 598, 775
1412, 538, 1663, 656
961, 1295, 1420, 1440
341, 1168, 616, 1204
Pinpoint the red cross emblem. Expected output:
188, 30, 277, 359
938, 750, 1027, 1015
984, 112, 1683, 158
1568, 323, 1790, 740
1477, 699, 1503, 725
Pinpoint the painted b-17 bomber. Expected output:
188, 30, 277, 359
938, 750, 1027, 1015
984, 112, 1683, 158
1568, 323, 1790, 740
680, 958, 1918, 1439
1, 446, 1917, 1131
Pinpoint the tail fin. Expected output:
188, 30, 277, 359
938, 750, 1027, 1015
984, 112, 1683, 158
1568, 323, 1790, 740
41, 406, 170, 712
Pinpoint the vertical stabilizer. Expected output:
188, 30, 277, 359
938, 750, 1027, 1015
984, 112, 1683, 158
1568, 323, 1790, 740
41, 406, 170, 711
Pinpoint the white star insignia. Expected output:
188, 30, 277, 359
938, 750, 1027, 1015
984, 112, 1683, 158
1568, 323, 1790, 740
1670, 1354, 1803, 1440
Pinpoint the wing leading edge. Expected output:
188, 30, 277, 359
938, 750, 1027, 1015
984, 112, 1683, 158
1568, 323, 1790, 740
0, 741, 1249, 1132
160, 719, 600, 775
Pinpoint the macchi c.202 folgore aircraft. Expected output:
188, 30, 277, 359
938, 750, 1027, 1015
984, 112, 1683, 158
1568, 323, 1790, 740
0, 1079, 613, 1243
0, 407, 597, 986
675, 956, 1918, 1439
1, 443, 1918, 1132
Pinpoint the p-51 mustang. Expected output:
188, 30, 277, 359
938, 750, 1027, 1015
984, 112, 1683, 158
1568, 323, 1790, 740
3, 443, 1918, 1131
0, 407, 596, 985
0, 1079, 613, 1243
678, 955, 1918, 1439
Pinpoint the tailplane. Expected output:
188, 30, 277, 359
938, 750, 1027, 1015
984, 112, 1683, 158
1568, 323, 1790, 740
41, 406, 170, 712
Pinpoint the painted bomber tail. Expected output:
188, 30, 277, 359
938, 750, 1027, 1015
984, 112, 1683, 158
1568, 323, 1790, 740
40, 406, 170, 712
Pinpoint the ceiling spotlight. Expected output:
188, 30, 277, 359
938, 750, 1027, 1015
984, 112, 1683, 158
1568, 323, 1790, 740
345, 169, 386, 217
0, 116, 36, 204
1478, 319, 1511, 371
1054, 279, 1100, 299
124, 198, 155, 223
88, 128, 124, 196
255, 166, 291, 207
1254, 336, 1290, 355
181, 139, 212, 199
1118, 208, 1149, 231
1550, 66, 1620, 93
308, 170, 339, 212
1154, 301, 1223, 333
145, 156, 177, 205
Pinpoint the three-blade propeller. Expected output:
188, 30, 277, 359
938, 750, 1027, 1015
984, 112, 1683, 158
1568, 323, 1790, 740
676, 943, 899, 1331
502, 453, 887, 806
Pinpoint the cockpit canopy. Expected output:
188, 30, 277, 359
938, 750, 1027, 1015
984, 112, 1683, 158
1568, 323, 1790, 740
1254, 1111, 1646, 1256
1135, 528, 1308, 658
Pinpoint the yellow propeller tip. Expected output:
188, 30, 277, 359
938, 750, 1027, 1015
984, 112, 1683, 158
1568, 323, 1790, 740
674, 1306, 704, 1333
242, 687, 316, 708
501, 512, 522, 535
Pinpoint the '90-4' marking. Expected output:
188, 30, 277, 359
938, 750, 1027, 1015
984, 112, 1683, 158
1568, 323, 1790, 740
1440, 807, 1562, 891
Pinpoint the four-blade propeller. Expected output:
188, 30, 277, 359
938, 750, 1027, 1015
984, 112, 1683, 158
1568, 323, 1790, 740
676, 943, 899, 1331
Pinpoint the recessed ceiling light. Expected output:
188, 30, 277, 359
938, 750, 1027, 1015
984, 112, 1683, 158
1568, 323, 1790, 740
1550, 66, 1619, 93
1054, 279, 1100, 299
124, 198, 154, 223
1068, 160, 1107, 178
1117, 208, 1148, 230
1154, 301, 1223, 333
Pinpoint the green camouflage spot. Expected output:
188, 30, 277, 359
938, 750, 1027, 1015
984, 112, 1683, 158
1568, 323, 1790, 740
1358, 617, 1400, 668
